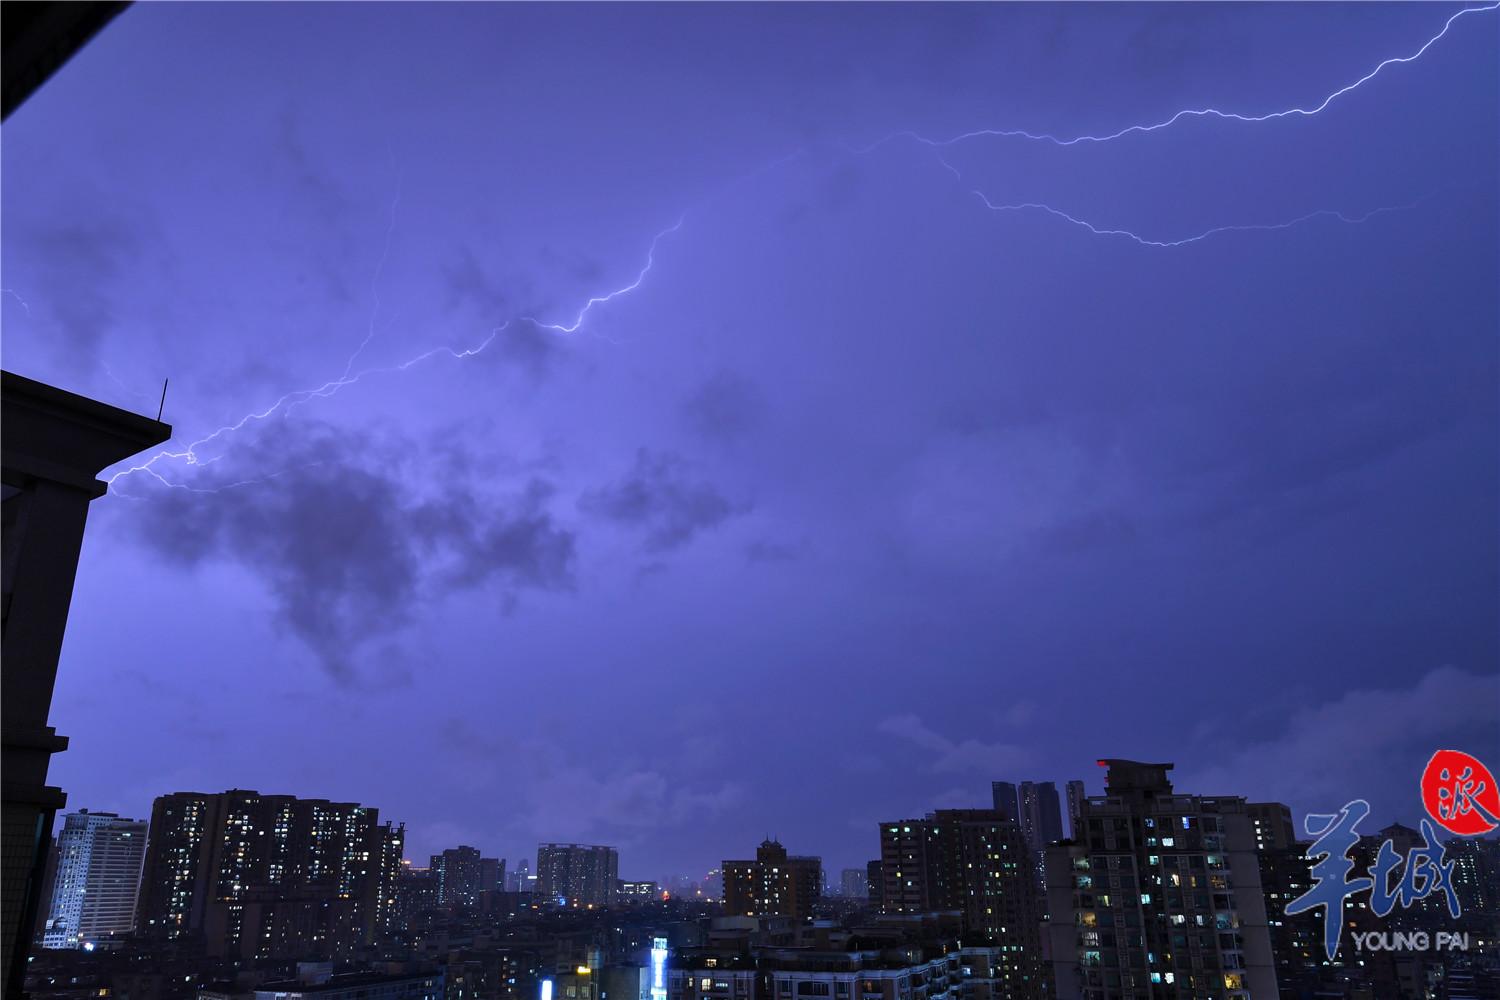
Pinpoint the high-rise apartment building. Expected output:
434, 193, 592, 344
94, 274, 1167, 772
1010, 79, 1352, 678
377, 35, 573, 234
1255, 842, 1323, 999
41, 810, 147, 949
429, 846, 482, 909
536, 844, 618, 908
136, 790, 403, 959
840, 867, 868, 898
393, 865, 439, 929
877, 810, 1045, 997
480, 856, 506, 893
1448, 836, 1500, 914
721, 839, 822, 921
1018, 782, 1064, 867
1044, 759, 1278, 1000
992, 779, 1066, 886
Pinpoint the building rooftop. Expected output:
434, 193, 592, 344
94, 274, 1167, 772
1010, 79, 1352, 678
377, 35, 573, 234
2, 370, 171, 496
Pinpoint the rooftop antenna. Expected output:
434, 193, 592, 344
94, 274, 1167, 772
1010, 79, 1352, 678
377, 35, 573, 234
157, 378, 169, 421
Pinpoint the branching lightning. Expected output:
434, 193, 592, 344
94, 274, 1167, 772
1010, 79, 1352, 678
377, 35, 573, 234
98, 5, 1493, 497
858, 3, 1499, 151
520, 218, 684, 335
111, 462, 327, 500
969, 190, 1425, 248
105, 218, 685, 494
926, 148, 1421, 247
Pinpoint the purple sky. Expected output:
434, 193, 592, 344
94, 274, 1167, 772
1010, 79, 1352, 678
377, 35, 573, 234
2, 3, 1497, 883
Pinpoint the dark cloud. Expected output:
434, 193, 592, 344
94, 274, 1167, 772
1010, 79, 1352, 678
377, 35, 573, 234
22, 216, 140, 356
579, 449, 748, 551
129, 420, 574, 684
682, 371, 766, 443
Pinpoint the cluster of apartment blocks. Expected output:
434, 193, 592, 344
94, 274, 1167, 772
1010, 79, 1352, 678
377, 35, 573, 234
35, 797, 642, 959
717, 764, 1292, 999
29, 763, 1500, 1000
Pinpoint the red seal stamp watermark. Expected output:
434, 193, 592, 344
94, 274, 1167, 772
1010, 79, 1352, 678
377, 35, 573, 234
1421, 750, 1500, 836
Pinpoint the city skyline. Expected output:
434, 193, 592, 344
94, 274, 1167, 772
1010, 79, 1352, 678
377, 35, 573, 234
2, 1, 1496, 882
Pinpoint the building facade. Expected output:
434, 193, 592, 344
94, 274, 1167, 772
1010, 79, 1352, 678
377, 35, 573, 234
41, 810, 148, 949
722, 841, 822, 922
136, 790, 403, 958
480, 856, 506, 894
1043, 760, 1279, 1000
1244, 803, 1295, 853
430, 846, 483, 909
876, 811, 1044, 998
537, 844, 619, 909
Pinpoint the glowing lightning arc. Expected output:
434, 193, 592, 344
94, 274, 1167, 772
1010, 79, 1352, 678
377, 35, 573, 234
858, 3, 1500, 151
96, 4, 1497, 495
105, 219, 686, 494
969, 190, 1426, 248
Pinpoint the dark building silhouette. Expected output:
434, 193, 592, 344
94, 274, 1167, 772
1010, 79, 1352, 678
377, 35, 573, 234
1245, 803, 1296, 852
480, 856, 506, 894
1018, 781, 1065, 883
2, 371, 170, 994
1066, 780, 1087, 840
1255, 842, 1323, 999
865, 859, 884, 910
877, 810, 1045, 996
722, 839, 821, 921
992, 779, 1067, 884
1, 2, 130, 122
991, 781, 1018, 821
136, 790, 403, 959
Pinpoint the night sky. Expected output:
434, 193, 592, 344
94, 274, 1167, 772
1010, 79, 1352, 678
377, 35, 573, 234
2, 3, 1496, 883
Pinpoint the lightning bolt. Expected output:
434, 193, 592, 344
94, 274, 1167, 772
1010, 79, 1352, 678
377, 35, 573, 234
520, 218, 684, 335
342, 161, 404, 381
859, 3, 1499, 151
969, 190, 1425, 248
98, 5, 1492, 497
2, 287, 33, 316
925, 147, 1421, 247
111, 462, 326, 500
105, 218, 685, 494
